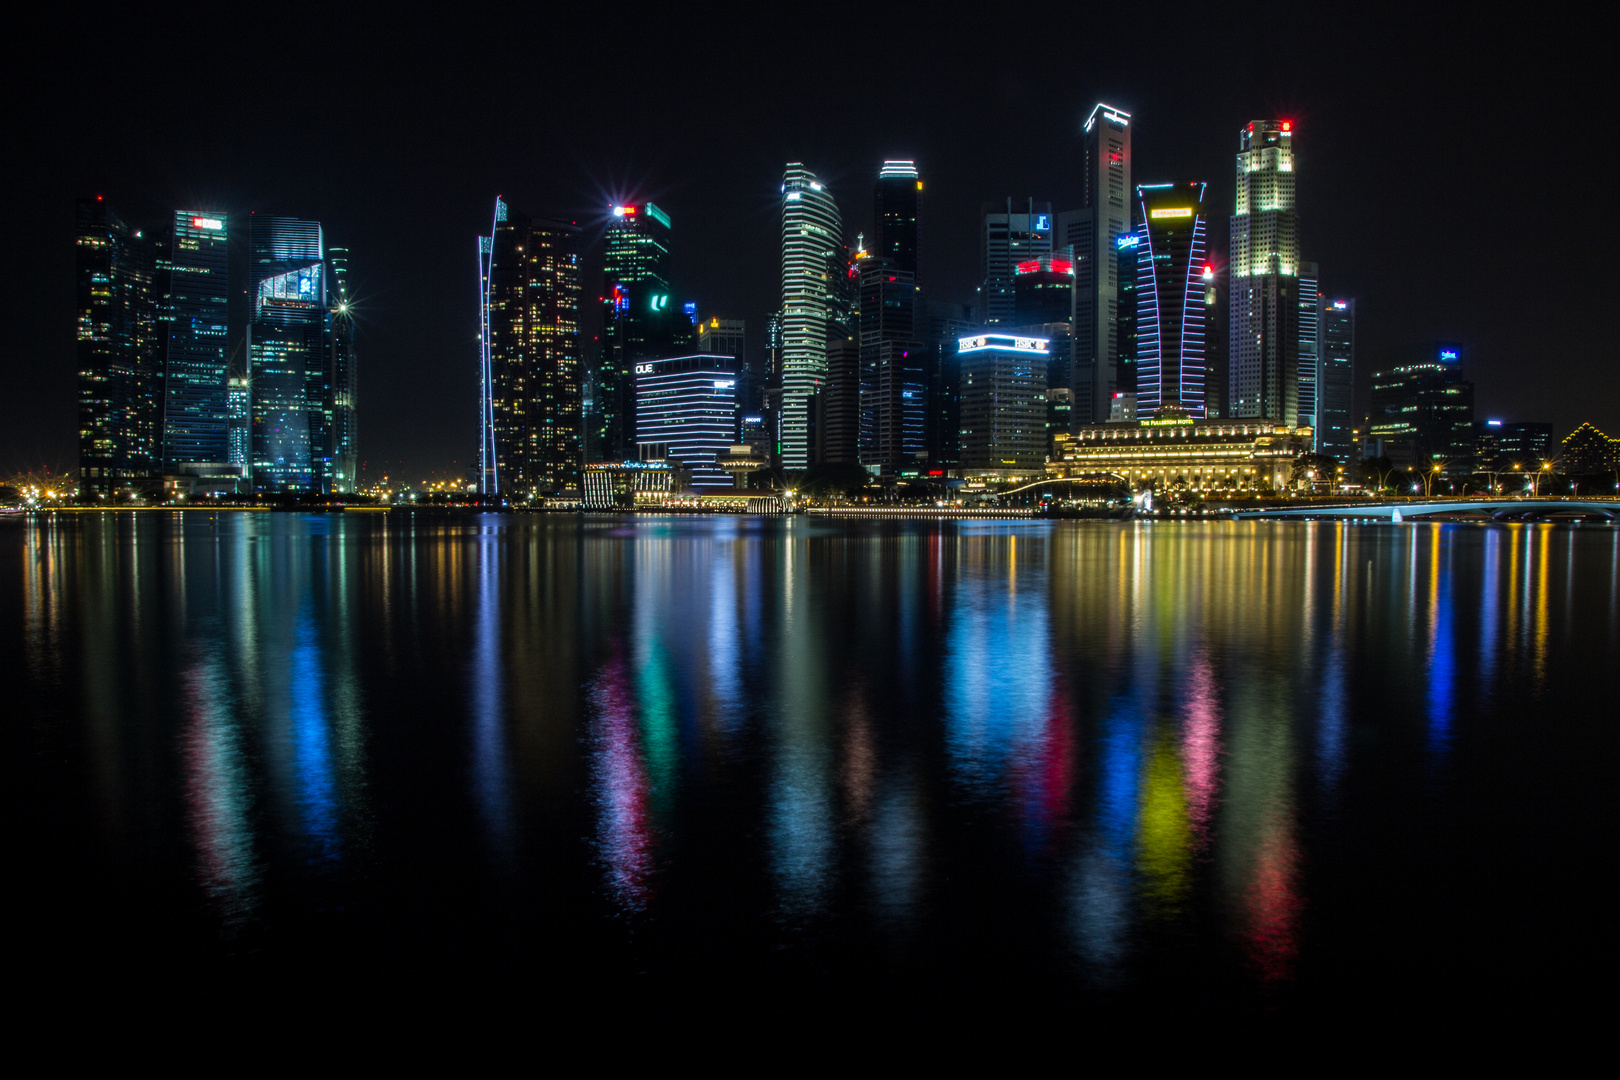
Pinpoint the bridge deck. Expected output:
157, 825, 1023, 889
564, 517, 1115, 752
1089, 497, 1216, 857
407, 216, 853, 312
1229, 499, 1620, 520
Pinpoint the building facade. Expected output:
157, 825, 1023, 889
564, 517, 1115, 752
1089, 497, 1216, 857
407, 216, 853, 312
327, 245, 359, 492
1368, 346, 1474, 468
780, 164, 843, 469
1064, 103, 1132, 426
1131, 182, 1212, 419
1297, 261, 1319, 432
957, 332, 1048, 475
75, 197, 163, 496
1054, 418, 1310, 492
635, 353, 740, 489
980, 198, 1053, 324
1561, 423, 1619, 475
598, 202, 676, 461
249, 216, 328, 492
1316, 298, 1355, 464
873, 160, 920, 274
161, 210, 232, 472
480, 197, 583, 496
1228, 120, 1300, 424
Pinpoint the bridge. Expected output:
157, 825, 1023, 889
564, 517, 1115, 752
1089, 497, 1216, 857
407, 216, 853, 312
1229, 498, 1620, 521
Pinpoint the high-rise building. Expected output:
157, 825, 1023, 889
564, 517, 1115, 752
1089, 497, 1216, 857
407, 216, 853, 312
1368, 344, 1474, 469
1474, 419, 1553, 469
779, 164, 843, 469
161, 210, 232, 471
597, 202, 675, 461
1297, 261, 1320, 432
1064, 103, 1132, 426
1013, 256, 1076, 325
818, 336, 861, 465
857, 254, 925, 474
1129, 182, 1213, 419
635, 354, 740, 489
957, 332, 1048, 475
1316, 298, 1355, 464
979, 198, 1053, 324
75, 197, 163, 496
479, 197, 583, 496
1229, 120, 1300, 423
922, 298, 974, 472
249, 216, 329, 492
327, 246, 359, 492
874, 160, 921, 274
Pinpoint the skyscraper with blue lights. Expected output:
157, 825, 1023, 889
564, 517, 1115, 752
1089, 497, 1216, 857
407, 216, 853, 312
249, 216, 329, 492
1131, 181, 1212, 418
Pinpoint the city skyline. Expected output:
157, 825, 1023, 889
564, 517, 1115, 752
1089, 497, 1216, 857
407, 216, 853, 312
6, 8, 1611, 481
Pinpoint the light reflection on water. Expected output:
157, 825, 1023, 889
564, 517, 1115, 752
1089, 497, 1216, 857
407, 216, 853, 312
7, 512, 1618, 1002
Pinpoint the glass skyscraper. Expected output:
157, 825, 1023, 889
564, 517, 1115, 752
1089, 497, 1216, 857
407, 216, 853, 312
1131, 182, 1212, 419
249, 216, 328, 492
957, 332, 1048, 475
75, 197, 162, 496
1228, 120, 1300, 423
1316, 298, 1355, 464
328, 245, 359, 492
979, 197, 1053, 325
779, 164, 843, 469
480, 197, 584, 496
634, 354, 741, 489
873, 160, 920, 274
1297, 261, 1320, 432
598, 201, 675, 462
161, 210, 232, 470
1063, 103, 1132, 426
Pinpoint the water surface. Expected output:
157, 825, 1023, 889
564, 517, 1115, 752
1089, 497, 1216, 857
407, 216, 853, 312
6, 512, 1614, 1018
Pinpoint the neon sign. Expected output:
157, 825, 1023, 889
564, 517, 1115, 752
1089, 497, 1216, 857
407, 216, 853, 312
1149, 207, 1194, 219
1117, 234, 1140, 248
1439, 349, 1458, 361
958, 335, 1049, 354
1034, 214, 1050, 231
191, 217, 223, 230
635, 364, 652, 374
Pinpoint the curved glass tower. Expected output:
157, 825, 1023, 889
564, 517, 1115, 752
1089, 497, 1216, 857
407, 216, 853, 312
779, 164, 842, 469
1132, 181, 1210, 418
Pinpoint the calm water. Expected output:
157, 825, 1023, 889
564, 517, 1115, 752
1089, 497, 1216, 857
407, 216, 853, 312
6, 512, 1616, 1018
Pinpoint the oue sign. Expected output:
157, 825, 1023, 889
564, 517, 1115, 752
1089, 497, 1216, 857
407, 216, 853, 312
635, 364, 653, 374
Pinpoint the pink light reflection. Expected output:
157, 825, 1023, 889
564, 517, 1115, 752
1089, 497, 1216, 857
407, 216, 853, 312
590, 648, 655, 909
1180, 652, 1222, 847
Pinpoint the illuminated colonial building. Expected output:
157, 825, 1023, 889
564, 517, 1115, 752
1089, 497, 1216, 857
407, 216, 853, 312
779, 164, 843, 469
75, 197, 162, 496
478, 197, 583, 496
1228, 120, 1299, 423
1053, 418, 1310, 492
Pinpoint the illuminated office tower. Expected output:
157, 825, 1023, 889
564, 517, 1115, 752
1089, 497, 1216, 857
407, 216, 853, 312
635, 354, 740, 489
1368, 344, 1473, 468
478, 197, 583, 496
1228, 120, 1300, 423
779, 164, 843, 469
327, 246, 359, 491
1317, 298, 1354, 464
597, 201, 675, 461
1013, 256, 1075, 324
1060, 103, 1132, 426
1131, 182, 1212, 418
75, 197, 163, 496
227, 375, 250, 471
857, 258, 925, 473
874, 160, 921, 274
979, 198, 1053, 324
161, 210, 232, 471
1297, 261, 1319, 433
957, 332, 1048, 475
249, 216, 328, 491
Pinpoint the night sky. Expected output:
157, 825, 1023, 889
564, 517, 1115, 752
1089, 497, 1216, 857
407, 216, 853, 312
5, 6, 1610, 481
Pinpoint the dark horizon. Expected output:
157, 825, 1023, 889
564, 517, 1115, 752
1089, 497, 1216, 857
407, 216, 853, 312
5, 6, 1612, 480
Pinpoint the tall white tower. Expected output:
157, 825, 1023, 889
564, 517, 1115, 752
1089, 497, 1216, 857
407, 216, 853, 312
1228, 120, 1300, 423
779, 164, 843, 469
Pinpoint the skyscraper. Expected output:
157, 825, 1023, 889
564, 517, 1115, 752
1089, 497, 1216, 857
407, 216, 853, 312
1297, 261, 1320, 432
327, 246, 359, 492
161, 210, 232, 471
873, 160, 920, 274
249, 216, 328, 492
1316, 298, 1355, 464
979, 198, 1053, 324
780, 164, 843, 469
957, 332, 1048, 475
75, 197, 162, 496
1131, 182, 1212, 419
479, 197, 583, 496
634, 354, 740, 489
1065, 103, 1132, 426
597, 202, 675, 461
1368, 345, 1473, 469
1228, 120, 1300, 423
